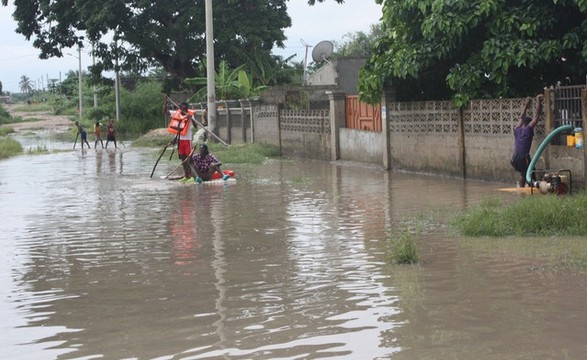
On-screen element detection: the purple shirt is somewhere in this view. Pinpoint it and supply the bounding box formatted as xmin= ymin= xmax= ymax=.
xmin=513 ymin=125 xmax=534 ymax=156
xmin=192 ymin=153 xmax=218 ymax=173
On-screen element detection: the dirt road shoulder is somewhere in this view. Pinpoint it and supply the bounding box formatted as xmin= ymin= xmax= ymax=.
xmin=2 ymin=103 xmax=73 ymax=133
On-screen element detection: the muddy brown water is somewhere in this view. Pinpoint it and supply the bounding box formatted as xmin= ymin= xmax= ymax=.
xmin=2 ymin=133 xmax=587 ymax=359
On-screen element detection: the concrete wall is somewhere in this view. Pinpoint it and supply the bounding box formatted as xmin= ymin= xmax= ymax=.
xmin=390 ymin=133 xmax=462 ymax=176
xmin=253 ymin=105 xmax=331 ymax=159
xmin=339 ymin=128 xmax=382 ymax=164
xmin=253 ymin=105 xmax=280 ymax=147
xmin=463 ymin=134 xmax=518 ymax=183
xmin=248 ymin=88 xmax=587 ymax=188
xmin=280 ymin=131 xmax=331 ymax=160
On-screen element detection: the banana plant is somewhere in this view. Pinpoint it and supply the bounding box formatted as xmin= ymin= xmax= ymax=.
xmin=184 ymin=60 xmax=244 ymax=102
xmin=237 ymin=71 xmax=268 ymax=99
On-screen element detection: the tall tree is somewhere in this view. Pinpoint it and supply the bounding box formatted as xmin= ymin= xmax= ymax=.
xmin=335 ymin=24 xmax=383 ymax=58
xmin=359 ymin=0 xmax=587 ymax=106
xmin=19 ymin=76 xmax=33 ymax=93
xmin=3 ymin=0 xmax=291 ymax=87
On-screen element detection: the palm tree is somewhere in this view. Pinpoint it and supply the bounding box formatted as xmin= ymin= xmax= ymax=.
xmin=19 ymin=76 xmax=34 ymax=93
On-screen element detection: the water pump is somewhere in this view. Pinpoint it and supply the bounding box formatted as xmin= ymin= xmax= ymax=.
xmin=533 ymin=171 xmax=570 ymax=195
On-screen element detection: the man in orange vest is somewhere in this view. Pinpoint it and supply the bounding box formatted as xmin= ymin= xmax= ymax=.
xmin=168 ymin=102 xmax=198 ymax=178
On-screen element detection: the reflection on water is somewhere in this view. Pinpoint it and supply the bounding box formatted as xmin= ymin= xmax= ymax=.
xmin=1 ymin=144 xmax=586 ymax=359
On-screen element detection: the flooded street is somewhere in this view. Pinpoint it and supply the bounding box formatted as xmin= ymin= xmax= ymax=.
xmin=2 ymin=134 xmax=587 ymax=359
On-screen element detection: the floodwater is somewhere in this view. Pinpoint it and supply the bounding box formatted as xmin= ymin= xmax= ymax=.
xmin=2 ymin=134 xmax=587 ymax=359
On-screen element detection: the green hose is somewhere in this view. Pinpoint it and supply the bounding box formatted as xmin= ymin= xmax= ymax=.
xmin=525 ymin=124 xmax=574 ymax=185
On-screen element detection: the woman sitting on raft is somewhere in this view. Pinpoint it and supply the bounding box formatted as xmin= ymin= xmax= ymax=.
xmin=191 ymin=144 xmax=230 ymax=183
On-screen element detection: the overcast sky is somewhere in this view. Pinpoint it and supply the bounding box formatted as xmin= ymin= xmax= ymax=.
xmin=0 ymin=1 xmax=381 ymax=93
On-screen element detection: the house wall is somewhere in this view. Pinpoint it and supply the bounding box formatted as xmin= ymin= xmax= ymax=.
xmin=306 ymin=58 xmax=367 ymax=95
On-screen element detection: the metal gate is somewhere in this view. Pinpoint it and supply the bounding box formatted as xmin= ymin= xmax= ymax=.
xmin=345 ymin=95 xmax=381 ymax=132
xmin=553 ymin=85 xmax=584 ymax=145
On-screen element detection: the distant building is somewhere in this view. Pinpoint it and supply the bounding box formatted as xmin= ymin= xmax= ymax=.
xmin=0 ymin=96 xmax=13 ymax=104
xmin=305 ymin=57 xmax=367 ymax=95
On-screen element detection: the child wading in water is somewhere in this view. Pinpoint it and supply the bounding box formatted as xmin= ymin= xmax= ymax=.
xmin=94 ymin=121 xmax=104 ymax=149
xmin=74 ymin=121 xmax=91 ymax=149
xmin=105 ymin=120 xmax=117 ymax=149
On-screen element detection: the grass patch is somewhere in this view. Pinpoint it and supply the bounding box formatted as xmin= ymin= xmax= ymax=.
xmin=0 ymin=115 xmax=26 ymax=125
xmin=133 ymin=128 xmax=280 ymax=165
xmin=290 ymin=175 xmax=309 ymax=185
xmin=27 ymin=145 xmax=49 ymax=155
xmin=0 ymin=104 xmax=24 ymax=125
xmin=450 ymin=192 xmax=587 ymax=273
xmin=0 ymin=105 xmax=11 ymax=123
xmin=131 ymin=131 xmax=173 ymax=147
xmin=0 ymin=127 xmax=15 ymax=136
xmin=209 ymin=143 xmax=280 ymax=164
xmin=386 ymin=231 xmax=420 ymax=265
xmin=13 ymin=103 xmax=54 ymax=112
xmin=452 ymin=193 xmax=587 ymax=237
xmin=0 ymin=138 xmax=23 ymax=159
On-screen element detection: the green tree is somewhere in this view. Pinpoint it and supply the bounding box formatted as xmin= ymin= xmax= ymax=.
xmin=359 ymin=0 xmax=587 ymax=106
xmin=19 ymin=76 xmax=33 ymax=93
xmin=335 ymin=24 xmax=383 ymax=58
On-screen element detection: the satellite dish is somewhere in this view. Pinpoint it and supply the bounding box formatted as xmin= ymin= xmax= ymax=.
xmin=311 ymin=40 xmax=333 ymax=62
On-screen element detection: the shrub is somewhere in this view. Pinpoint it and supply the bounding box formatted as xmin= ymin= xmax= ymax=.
xmin=0 ymin=138 xmax=23 ymax=159
xmin=0 ymin=127 xmax=15 ymax=136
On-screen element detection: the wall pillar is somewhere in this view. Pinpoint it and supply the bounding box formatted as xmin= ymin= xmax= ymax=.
xmin=381 ymin=89 xmax=395 ymax=170
xmin=457 ymin=107 xmax=466 ymax=178
xmin=326 ymin=91 xmax=346 ymax=161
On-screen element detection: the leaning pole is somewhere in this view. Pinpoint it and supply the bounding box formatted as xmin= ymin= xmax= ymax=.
xmin=205 ymin=0 xmax=217 ymax=137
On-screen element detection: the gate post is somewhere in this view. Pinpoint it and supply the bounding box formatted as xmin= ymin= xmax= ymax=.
xmin=326 ymin=91 xmax=346 ymax=161
xmin=582 ymin=88 xmax=587 ymax=188
xmin=543 ymin=88 xmax=555 ymax=169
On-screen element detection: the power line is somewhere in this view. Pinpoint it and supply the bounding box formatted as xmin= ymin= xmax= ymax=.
xmin=0 ymin=54 xmax=39 ymax=62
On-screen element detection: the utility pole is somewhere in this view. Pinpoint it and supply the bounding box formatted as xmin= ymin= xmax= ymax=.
xmin=205 ymin=0 xmax=217 ymax=136
xmin=114 ymin=38 xmax=120 ymax=122
xmin=301 ymin=39 xmax=312 ymax=85
xmin=92 ymin=43 xmax=97 ymax=108
xmin=78 ymin=45 xmax=83 ymax=122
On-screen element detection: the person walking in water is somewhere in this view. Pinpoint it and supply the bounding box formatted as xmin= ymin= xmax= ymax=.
xmin=74 ymin=121 xmax=91 ymax=149
xmin=105 ymin=119 xmax=117 ymax=149
xmin=94 ymin=121 xmax=104 ymax=149
xmin=511 ymin=94 xmax=543 ymax=187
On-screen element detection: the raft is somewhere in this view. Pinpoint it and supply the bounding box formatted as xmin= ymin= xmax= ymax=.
xmin=167 ymin=170 xmax=235 ymax=184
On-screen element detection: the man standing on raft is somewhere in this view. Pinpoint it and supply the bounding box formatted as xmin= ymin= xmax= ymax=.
xmin=168 ymin=102 xmax=198 ymax=178
xmin=511 ymin=94 xmax=543 ymax=187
